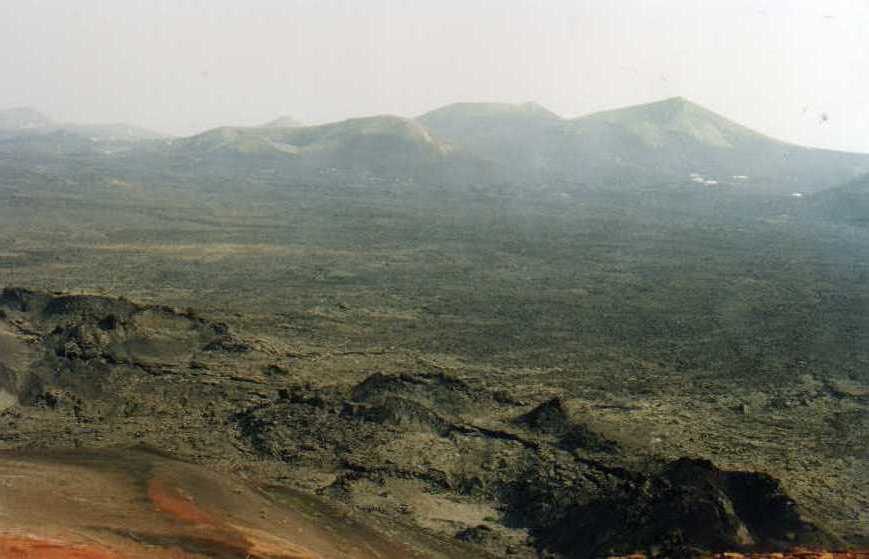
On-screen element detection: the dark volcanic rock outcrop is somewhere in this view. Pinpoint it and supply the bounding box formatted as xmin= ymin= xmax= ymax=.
xmin=513 ymin=456 xmax=835 ymax=558
xmin=516 ymin=397 xmax=619 ymax=453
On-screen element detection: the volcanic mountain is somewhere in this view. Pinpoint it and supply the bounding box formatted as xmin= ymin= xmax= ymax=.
xmin=3 ymin=99 xmax=868 ymax=193
xmin=420 ymin=97 xmax=869 ymax=192
xmin=152 ymin=114 xmax=488 ymax=184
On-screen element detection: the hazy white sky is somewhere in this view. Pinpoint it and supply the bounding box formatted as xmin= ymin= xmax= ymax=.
xmin=2 ymin=0 xmax=867 ymax=151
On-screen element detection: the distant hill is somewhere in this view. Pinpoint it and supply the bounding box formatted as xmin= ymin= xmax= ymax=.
xmin=0 ymin=107 xmax=166 ymax=152
xmin=173 ymin=115 xmax=445 ymax=159
xmin=62 ymin=122 xmax=166 ymax=142
xmin=421 ymin=97 xmax=869 ymax=193
xmin=809 ymin=173 xmax=869 ymax=225
xmin=560 ymin=97 xmax=869 ymax=192
xmin=152 ymin=115 xmax=489 ymax=184
xmin=419 ymin=102 xmax=562 ymax=179
xmin=258 ymin=115 xmax=304 ymax=128
xmin=3 ymin=100 xmax=868 ymax=192
xmin=0 ymin=107 xmax=55 ymax=130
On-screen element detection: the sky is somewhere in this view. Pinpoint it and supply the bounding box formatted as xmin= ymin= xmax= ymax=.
xmin=1 ymin=0 xmax=867 ymax=152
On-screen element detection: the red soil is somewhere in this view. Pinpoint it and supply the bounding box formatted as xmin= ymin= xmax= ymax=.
xmin=0 ymin=536 xmax=126 ymax=559
xmin=0 ymin=451 xmax=442 ymax=558
xmin=147 ymin=479 xmax=217 ymax=527
xmin=147 ymin=477 xmax=315 ymax=559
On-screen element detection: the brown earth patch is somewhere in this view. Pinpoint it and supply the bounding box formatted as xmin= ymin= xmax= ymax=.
xmin=0 ymin=535 xmax=126 ymax=559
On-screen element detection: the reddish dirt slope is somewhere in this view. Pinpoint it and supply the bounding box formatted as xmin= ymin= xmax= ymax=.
xmin=0 ymin=449 xmax=460 ymax=559
xmin=0 ymin=536 xmax=125 ymax=559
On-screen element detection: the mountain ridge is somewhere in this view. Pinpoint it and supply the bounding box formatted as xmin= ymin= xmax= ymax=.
xmin=4 ymin=99 xmax=869 ymax=193
xmin=570 ymin=96 xmax=772 ymax=148
xmin=416 ymin=97 xmax=869 ymax=191
xmin=0 ymin=106 xmax=167 ymax=141
xmin=0 ymin=106 xmax=56 ymax=130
